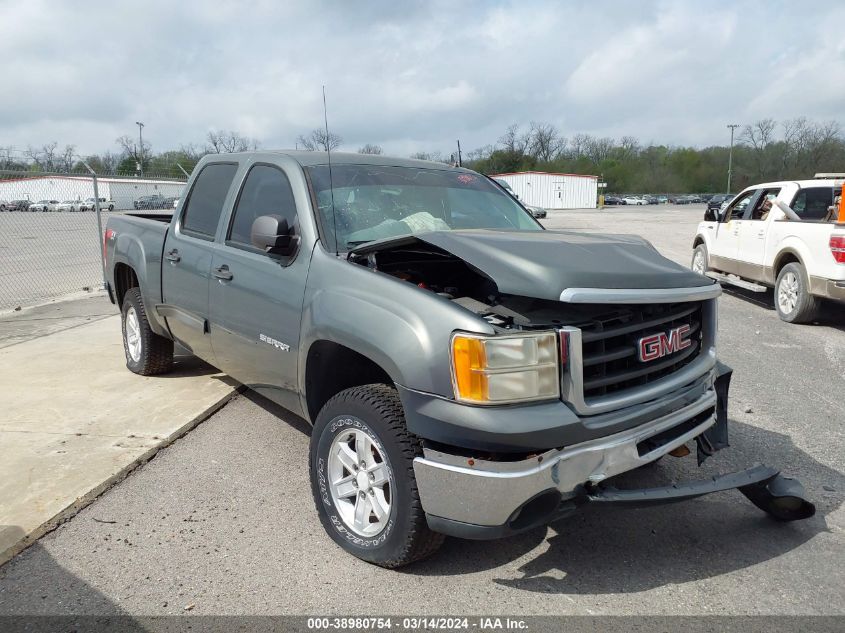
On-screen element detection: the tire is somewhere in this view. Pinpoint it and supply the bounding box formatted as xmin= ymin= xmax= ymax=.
xmin=108 ymin=204 xmax=114 ymax=211
xmin=309 ymin=384 xmax=444 ymax=568
xmin=691 ymin=243 xmax=709 ymax=275
xmin=775 ymin=263 xmax=819 ymax=324
xmin=120 ymin=288 xmax=174 ymax=375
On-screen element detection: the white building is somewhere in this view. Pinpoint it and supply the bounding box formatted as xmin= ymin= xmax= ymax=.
xmin=492 ymin=171 xmax=598 ymax=209
xmin=0 ymin=175 xmax=185 ymax=210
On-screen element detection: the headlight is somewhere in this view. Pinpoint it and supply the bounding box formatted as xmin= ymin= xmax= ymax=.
xmin=451 ymin=332 xmax=560 ymax=404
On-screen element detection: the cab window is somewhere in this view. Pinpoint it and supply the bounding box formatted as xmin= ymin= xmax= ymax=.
xmin=791 ymin=187 xmax=834 ymax=222
xmin=180 ymin=163 xmax=238 ymax=238
xmin=723 ymin=191 xmax=755 ymax=221
xmin=227 ymin=165 xmax=298 ymax=250
xmin=746 ymin=188 xmax=782 ymax=221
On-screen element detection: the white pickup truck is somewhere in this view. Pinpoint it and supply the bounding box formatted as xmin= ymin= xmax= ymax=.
xmin=691 ymin=176 xmax=845 ymax=323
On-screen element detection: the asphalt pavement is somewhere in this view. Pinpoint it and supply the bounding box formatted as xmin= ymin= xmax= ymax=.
xmin=0 ymin=205 xmax=842 ymax=616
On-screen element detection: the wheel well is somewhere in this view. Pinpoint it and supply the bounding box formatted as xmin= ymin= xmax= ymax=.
xmin=305 ymin=341 xmax=393 ymax=422
xmin=774 ymin=251 xmax=801 ymax=278
xmin=113 ymin=263 xmax=139 ymax=306
xmin=693 ymin=236 xmax=704 ymax=249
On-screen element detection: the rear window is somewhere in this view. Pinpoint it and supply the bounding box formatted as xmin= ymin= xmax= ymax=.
xmin=180 ymin=163 xmax=238 ymax=238
xmin=791 ymin=187 xmax=834 ymax=222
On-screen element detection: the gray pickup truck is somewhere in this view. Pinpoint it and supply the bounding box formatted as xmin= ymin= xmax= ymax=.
xmin=104 ymin=151 xmax=814 ymax=568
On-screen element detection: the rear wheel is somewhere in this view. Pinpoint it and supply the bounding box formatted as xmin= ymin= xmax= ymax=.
xmin=309 ymin=384 xmax=444 ymax=568
xmin=775 ymin=263 xmax=819 ymax=324
xmin=121 ymin=288 xmax=173 ymax=375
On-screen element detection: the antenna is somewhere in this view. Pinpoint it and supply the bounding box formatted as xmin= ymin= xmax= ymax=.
xmin=322 ymin=85 xmax=339 ymax=255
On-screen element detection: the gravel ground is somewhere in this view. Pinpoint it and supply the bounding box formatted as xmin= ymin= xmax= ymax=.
xmin=1 ymin=205 xmax=842 ymax=616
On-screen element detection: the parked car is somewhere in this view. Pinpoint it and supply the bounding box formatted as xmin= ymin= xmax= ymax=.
xmin=603 ymin=195 xmax=623 ymax=205
xmin=492 ymin=178 xmax=519 ymax=200
xmin=669 ymin=195 xmax=689 ymax=205
xmin=525 ymin=204 xmax=547 ymax=219
xmin=692 ymin=176 xmax=845 ymax=323
xmin=134 ymin=194 xmax=168 ymax=210
xmin=642 ymin=195 xmax=659 ymax=204
xmin=104 ymin=151 xmax=813 ymax=568
xmin=162 ymin=196 xmax=180 ymax=209
xmin=687 ymin=195 xmax=703 ymax=204
xmin=84 ymin=197 xmax=116 ymax=211
xmin=2 ymin=200 xmax=31 ymax=212
xmin=28 ymin=200 xmax=59 ymax=212
xmin=623 ymin=196 xmax=646 ymax=206
xmin=55 ymin=200 xmax=82 ymax=212
xmin=657 ymin=195 xmax=669 ymax=204
xmin=706 ymin=194 xmax=733 ymax=214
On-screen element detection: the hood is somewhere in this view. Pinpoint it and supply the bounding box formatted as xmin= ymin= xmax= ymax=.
xmin=351 ymin=229 xmax=714 ymax=302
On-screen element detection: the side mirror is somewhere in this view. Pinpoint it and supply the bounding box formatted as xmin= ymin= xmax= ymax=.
xmin=703 ymin=208 xmax=718 ymax=222
xmin=251 ymin=215 xmax=298 ymax=257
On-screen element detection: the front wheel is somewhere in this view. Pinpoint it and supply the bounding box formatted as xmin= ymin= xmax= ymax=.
xmin=309 ymin=384 xmax=444 ymax=568
xmin=775 ymin=263 xmax=819 ymax=324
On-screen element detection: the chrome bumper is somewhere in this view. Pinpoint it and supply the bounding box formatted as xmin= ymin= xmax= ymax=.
xmin=414 ymin=386 xmax=717 ymax=528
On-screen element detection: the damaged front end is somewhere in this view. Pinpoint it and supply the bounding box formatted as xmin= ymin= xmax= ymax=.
xmin=350 ymin=231 xmax=816 ymax=537
xmin=416 ymin=365 xmax=815 ymax=540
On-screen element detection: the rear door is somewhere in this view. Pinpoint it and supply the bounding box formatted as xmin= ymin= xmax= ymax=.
xmin=709 ymin=189 xmax=758 ymax=271
xmin=207 ymin=162 xmax=308 ymax=412
xmin=160 ymin=162 xmax=239 ymax=362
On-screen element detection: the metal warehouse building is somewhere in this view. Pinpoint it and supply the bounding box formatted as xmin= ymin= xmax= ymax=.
xmin=492 ymin=171 xmax=598 ymax=209
xmin=0 ymin=175 xmax=185 ymax=210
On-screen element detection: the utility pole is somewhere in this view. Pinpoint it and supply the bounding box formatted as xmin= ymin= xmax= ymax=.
xmin=726 ymin=123 xmax=740 ymax=194
xmin=135 ymin=121 xmax=145 ymax=177
xmin=456 ymin=140 xmax=462 ymax=167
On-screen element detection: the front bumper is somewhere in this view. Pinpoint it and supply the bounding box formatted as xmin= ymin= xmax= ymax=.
xmin=414 ymin=367 xmax=814 ymax=538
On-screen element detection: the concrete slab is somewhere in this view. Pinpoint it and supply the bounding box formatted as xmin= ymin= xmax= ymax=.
xmin=0 ymin=314 xmax=238 ymax=565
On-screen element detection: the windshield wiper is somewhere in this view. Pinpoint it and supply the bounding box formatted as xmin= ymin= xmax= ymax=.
xmin=346 ymin=240 xmax=374 ymax=248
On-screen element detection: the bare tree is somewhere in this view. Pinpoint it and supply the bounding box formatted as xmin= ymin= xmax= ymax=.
xmin=25 ymin=142 xmax=61 ymax=171
xmin=568 ymin=133 xmax=592 ymax=159
xmin=584 ymin=136 xmax=615 ymax=164
xmin=617 ymin=135 xmax=641 ymax=160
xmin=206 ymin=130 xmax=260 ymax=154
xmin=409 ymin=150 xmax=447 ymax=163
xmin=58 ymin=144 xmax=76 ymax=172
xmin=115 ymin=134 xmax=151 ymax=167
xmin=527 ymin=122 xmax=566 ymax=161
xmin=358 ymin=143 xmax=383 ymax=155
xmin=179 ymin=143 xmax=205 ymax=162
xmin=498 ymin=124 xmax=531 ymax=156
xmin=465 ymin=145 xmax=493 ymax=162
xmin=297 ymin=129 xmax=342 ymax=152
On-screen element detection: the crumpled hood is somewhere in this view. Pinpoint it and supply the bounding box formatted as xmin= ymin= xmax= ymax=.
xmin=352 ymin=229 xmax=714 ymax=301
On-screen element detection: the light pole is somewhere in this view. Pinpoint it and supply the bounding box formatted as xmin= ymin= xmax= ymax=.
xmin=135 ymin=121 xmax=145 ymax=177
xmin=726 ymin=123 xmax=740 ymax=194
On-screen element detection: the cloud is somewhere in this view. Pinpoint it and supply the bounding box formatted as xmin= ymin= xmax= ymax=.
xmin=1 ymin=0 xmax=843 ymax=157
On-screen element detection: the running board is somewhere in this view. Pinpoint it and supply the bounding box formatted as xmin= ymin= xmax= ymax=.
xmin=706 ymin=272 xmax=767 ymax=292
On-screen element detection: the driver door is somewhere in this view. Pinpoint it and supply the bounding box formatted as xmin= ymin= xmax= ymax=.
xmin=709 ymin=189 xmax=759 ymax=273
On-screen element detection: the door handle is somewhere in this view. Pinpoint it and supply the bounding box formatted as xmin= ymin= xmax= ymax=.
xmin=213 ymin=265 xmax=233 ymax=281
xmin=757 ymin=231 xmax=764 ymax=237
xmin=165 ymin=249 xmax=180 ymax=263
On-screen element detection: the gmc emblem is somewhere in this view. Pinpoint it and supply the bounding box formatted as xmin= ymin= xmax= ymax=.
xmin=638 ymin=325 xmax=692 ymax=362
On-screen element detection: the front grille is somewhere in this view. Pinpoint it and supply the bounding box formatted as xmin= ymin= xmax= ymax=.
xmin=576 ymin=302 xmax=705 ymax=400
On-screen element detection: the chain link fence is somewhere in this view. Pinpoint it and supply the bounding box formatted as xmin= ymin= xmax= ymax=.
xmin=0 ymin=165 xmax=186 ymax=311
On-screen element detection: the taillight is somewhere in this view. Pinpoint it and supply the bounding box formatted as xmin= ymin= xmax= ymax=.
xmin=830 ymin=235 xmax=845 ymax=264
xmin=103 ymin=228 xmax=115 ymax=262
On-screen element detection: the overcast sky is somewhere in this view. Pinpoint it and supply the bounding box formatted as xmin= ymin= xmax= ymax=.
xmin=2 ymin=0 xmax=844 ymax=157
